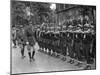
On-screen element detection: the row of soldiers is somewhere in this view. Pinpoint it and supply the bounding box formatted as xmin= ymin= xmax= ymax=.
xmin=36 ymin=29 xmax=96 ymax=67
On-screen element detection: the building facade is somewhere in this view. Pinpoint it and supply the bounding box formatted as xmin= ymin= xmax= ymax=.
xmin=56 ymin=4 xmax=96 ymax=27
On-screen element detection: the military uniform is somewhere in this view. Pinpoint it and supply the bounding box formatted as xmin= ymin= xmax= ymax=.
xmin=74 ymin=33 xmax=82 ymax=61
xmin=82 ymin=33 xmax=92 ymax=64
xmin=25 ymin=25 xmax=36 ymax=62
xmin=67 ymin=32 xmax=74 ymax=58
xmin=12 ymin=28 xmax=17 ymax=47
xmin=16 ymin=28 xmax=27 ymax=58
xmin=91 ymin=34 xmax=96 ymax=59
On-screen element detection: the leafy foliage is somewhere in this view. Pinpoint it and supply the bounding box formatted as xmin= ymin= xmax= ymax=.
xmin=11 ymin=1 xmax=52 ymax=27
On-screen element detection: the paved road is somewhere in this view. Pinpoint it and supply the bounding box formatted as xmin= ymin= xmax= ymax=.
xmin=11 ymin=43 xmax=90 ymax=74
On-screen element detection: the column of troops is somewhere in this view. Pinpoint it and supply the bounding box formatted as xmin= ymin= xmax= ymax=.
xmin=34 ymin=22 xmax=96 ymax=69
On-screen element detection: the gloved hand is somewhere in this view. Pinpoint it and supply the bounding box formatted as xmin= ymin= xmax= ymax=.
xmin=26 ymin=41 xmax=29 ymax=45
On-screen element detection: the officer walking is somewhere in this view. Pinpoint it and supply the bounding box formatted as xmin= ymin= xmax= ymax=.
xmin=25 ymin=24 xmax=36 ymax=62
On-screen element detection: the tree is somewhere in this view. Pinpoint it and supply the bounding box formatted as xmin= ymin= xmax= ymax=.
xmin=11 ymin=1 xmax=53 ymax=26
xmin=11 ymin=1 xmax=31 ymax=27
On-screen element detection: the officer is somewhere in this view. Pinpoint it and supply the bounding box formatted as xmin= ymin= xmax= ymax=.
xmin=25 ymin=24 xmax=36 ymax=62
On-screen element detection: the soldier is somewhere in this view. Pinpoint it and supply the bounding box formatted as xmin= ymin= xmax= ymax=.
xmin=49 ymin=32 xmax=56 ymax=55
xmin=12 ymin=27 xmax=17 ymax=48
xmin=73 ymin=19 xmax=78 ymax=26
xmin=82 ymin=33 xmax=92 ymax=64
xmin=74 ymin=33 xmax=83 ymax=67
xmin=39 ymin=31 xmax=44 ymax=52
xmin=91 ymin=34 xmax=96 ymax=61
xmin=16 ymin=26 xmax=26 ymax=59
xmin=67 ymin=32 xmax=75 ymax=64
xmin=59 ymin=31 xmax=67 ymax=61
xmin=25 ymin=24 xmax=36 ymax=62
xmin=75 ymin=33 xmax=82 ymax=60
xmin=47 ymin=32 xmax=55 ymax=55
xmin=21 ymin=27 xmax=27 ymax=59
xmin=53 ymin=32 xmax=60 ymax=57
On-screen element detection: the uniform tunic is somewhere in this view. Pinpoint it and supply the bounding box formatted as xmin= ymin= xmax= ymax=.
xmin=16 ymin=28 xmax=27 ymax=44
xmin=25 ymin=25 xmax=36 ymax=46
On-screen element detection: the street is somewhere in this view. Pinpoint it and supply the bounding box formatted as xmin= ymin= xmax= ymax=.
xmin=12 ymin=43 xmax=84 ymax=74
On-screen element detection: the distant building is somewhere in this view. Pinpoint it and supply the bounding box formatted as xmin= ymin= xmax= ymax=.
xmin=56 ymin=4 xmax=96 ymax=26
